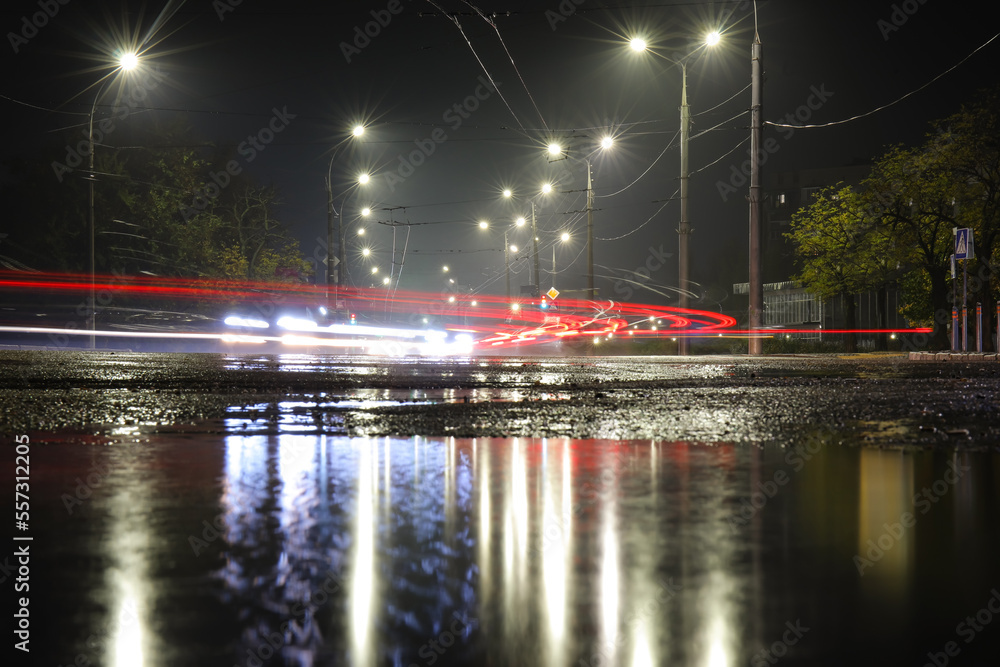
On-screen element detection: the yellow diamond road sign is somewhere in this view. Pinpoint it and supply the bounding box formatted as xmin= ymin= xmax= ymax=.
xmin=546 ymin=288 xmax=559 ymax=300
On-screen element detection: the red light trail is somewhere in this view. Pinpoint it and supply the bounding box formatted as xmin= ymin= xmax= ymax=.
xmin=0 ymin=271 xmax=932 ymax=352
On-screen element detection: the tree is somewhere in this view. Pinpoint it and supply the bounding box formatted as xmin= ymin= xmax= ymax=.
xmin=931 ymin=87 xmax=1000 ymax=350
xmin=3 ymin=122 xmax=311 ymax=286
xmin=787 ymin=185 xmax=882 ymax=352
xmin=863 ymin=144 xmax=972 ymax=350
xmin=217 ymin=185 xmax=311 ymax=282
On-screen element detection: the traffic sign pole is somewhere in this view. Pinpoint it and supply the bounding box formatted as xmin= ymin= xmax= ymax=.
xmin=963 ymin=259 xmax=968 ymax=352
xmin=951 ymin=253 xmax=957 ymax=351
xmin=952 ymin=307 xmax=959 ymax=351
xmin=976 ymin=302 xmax=983 ymax=352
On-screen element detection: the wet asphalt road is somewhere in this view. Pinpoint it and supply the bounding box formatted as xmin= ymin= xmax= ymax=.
xmin=3 ymin=351 xmax=1000 ymax=667
xmin=2 ymin=350 xmax=1000 ymax=447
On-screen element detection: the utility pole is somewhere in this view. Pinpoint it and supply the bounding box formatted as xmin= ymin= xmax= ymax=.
xmin=88 ymin=104 xmax=97 ymax=350
xmin=504 ymin=229 xmax=511 ymax=301
xmin=531 ymin=201 xmax=540 ymax=297
xmin=587 ymin=160 xmax=595 ymax=300
xmin=748 ymin=32 xmax=764 ymax=355
xmin=326 ymin=176 xmax=336 ymax=310
xmin=678 ymin=63 xmax=691 ymax=355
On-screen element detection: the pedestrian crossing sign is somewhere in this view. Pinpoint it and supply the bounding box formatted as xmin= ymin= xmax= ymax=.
xmin=955 ymin=228 xmax=974 ymax=260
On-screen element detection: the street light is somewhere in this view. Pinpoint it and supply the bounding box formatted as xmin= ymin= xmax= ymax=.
xmin=326 ymin=124 xmax=366 ymax=311
xmin=546 ymin=139 xmax=613 ymax=300
xmin=551 ymin=231 xmax=571 ymax=290
xmin=497 ymin=185 xmax=547 ymax=295
xmin=88 ymin=51 xmax=141 ymax=348
xmin=479 ymin=218 xmax=525 ymax=301
xmin=629 ymin=31 xmax=721 ymax=354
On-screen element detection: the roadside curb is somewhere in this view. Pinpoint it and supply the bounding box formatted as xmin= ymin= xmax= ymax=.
xmin=908 ymin=351 xmax=999 ymax=362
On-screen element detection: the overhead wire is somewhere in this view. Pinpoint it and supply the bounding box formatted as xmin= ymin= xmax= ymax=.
xmin=691 ymin=83 xmax=750 ymax=118
xmin=766 ymin=31 xmax=1000 ymax=130
xmin=421 ymin=0 xmax=528 ymax=135
xmin=595 ymin=129 xmax=680 ymax=199
xmin=459 ymin=0 xmax=549 ymax=132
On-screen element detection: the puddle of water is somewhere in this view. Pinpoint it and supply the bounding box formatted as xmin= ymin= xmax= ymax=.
xmin=11 ymin=435 xmax=1000 ymax=666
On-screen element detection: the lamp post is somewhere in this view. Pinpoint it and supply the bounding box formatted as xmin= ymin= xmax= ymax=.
xmin=479 ymin=218 xmax=524 ymax=301
xmin=501 ymin=185 xmax=554 ymax=296
xmin=326 ymin=124 xmax=365 ymax=313
xmin=630 ymin=32 xmax=720 ymax=355
xmin=546 ymin=141 xmax=611 ymax=301
xmin=87 ymin=52 xmax=140 ymax=349
xmin=551 ymin=231 xmax=571 ymax=290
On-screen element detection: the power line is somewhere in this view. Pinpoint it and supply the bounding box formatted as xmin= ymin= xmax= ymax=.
xmin=766 ymin=31 xmax=1000 ymax=130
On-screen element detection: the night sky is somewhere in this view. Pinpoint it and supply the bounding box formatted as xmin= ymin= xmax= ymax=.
xmin=3 ymin=0 xmax=998 ymax=306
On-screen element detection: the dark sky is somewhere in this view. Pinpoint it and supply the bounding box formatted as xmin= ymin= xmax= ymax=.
xmin=3 ymin=0 xmax=998 ymax=305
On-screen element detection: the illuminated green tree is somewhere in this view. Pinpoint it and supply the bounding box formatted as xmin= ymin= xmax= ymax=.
xmin=787 ymin=185 xmax=887 ymax=352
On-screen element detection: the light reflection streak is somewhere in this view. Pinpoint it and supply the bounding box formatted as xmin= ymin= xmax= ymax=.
xmin=600 ymin=449 xmax=620 ymax=665
xmin=477 ymin=439 xmax=492 ymax=611
xmin=206 ymin=435 xmax=964 ymax=666
xmin=631 ymin=618 xmax=654 ymax=667
xmin=351 ymin=440 xmax=376 ymax=666
xmin=111 ymin=587 xmax=143 ymax=667
xmin=542 ymin=440 xmax=569 ymax=666
xmin=858 ymin=449 xmax=914 ymax=588
xmin=103 ymin=452 xmax=149 ymax=667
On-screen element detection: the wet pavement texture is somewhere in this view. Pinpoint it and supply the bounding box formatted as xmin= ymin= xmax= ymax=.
xmin=3 ymin=350 xmax=1000 ymax=446
xmin=2 ymin=351 xmax=1000 ymax=666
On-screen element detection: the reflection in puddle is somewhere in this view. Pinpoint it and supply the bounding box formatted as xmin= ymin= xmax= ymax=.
xmin=36 ymin=434 xmax=999 ymax=667
xmin=211 ymin=438 xmax=752 ymax=665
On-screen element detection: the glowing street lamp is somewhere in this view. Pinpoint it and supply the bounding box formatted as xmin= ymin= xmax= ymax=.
xmin=629 ymin=30 xmax=721 ymax=353
xmin=502 ymin=183 xmax=555 ymax=297
xmin=546 ymin=139 xmax=613 ymax=300
xmin=87 ymin=50 xmax=142 ymax=347
xmin=326 ymin=125 xmax=367 ymax=308
xmin=119 ymin=51 xmax=139 ymax=71
xmin=551 ymin=231 xmax=571 ymax=289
